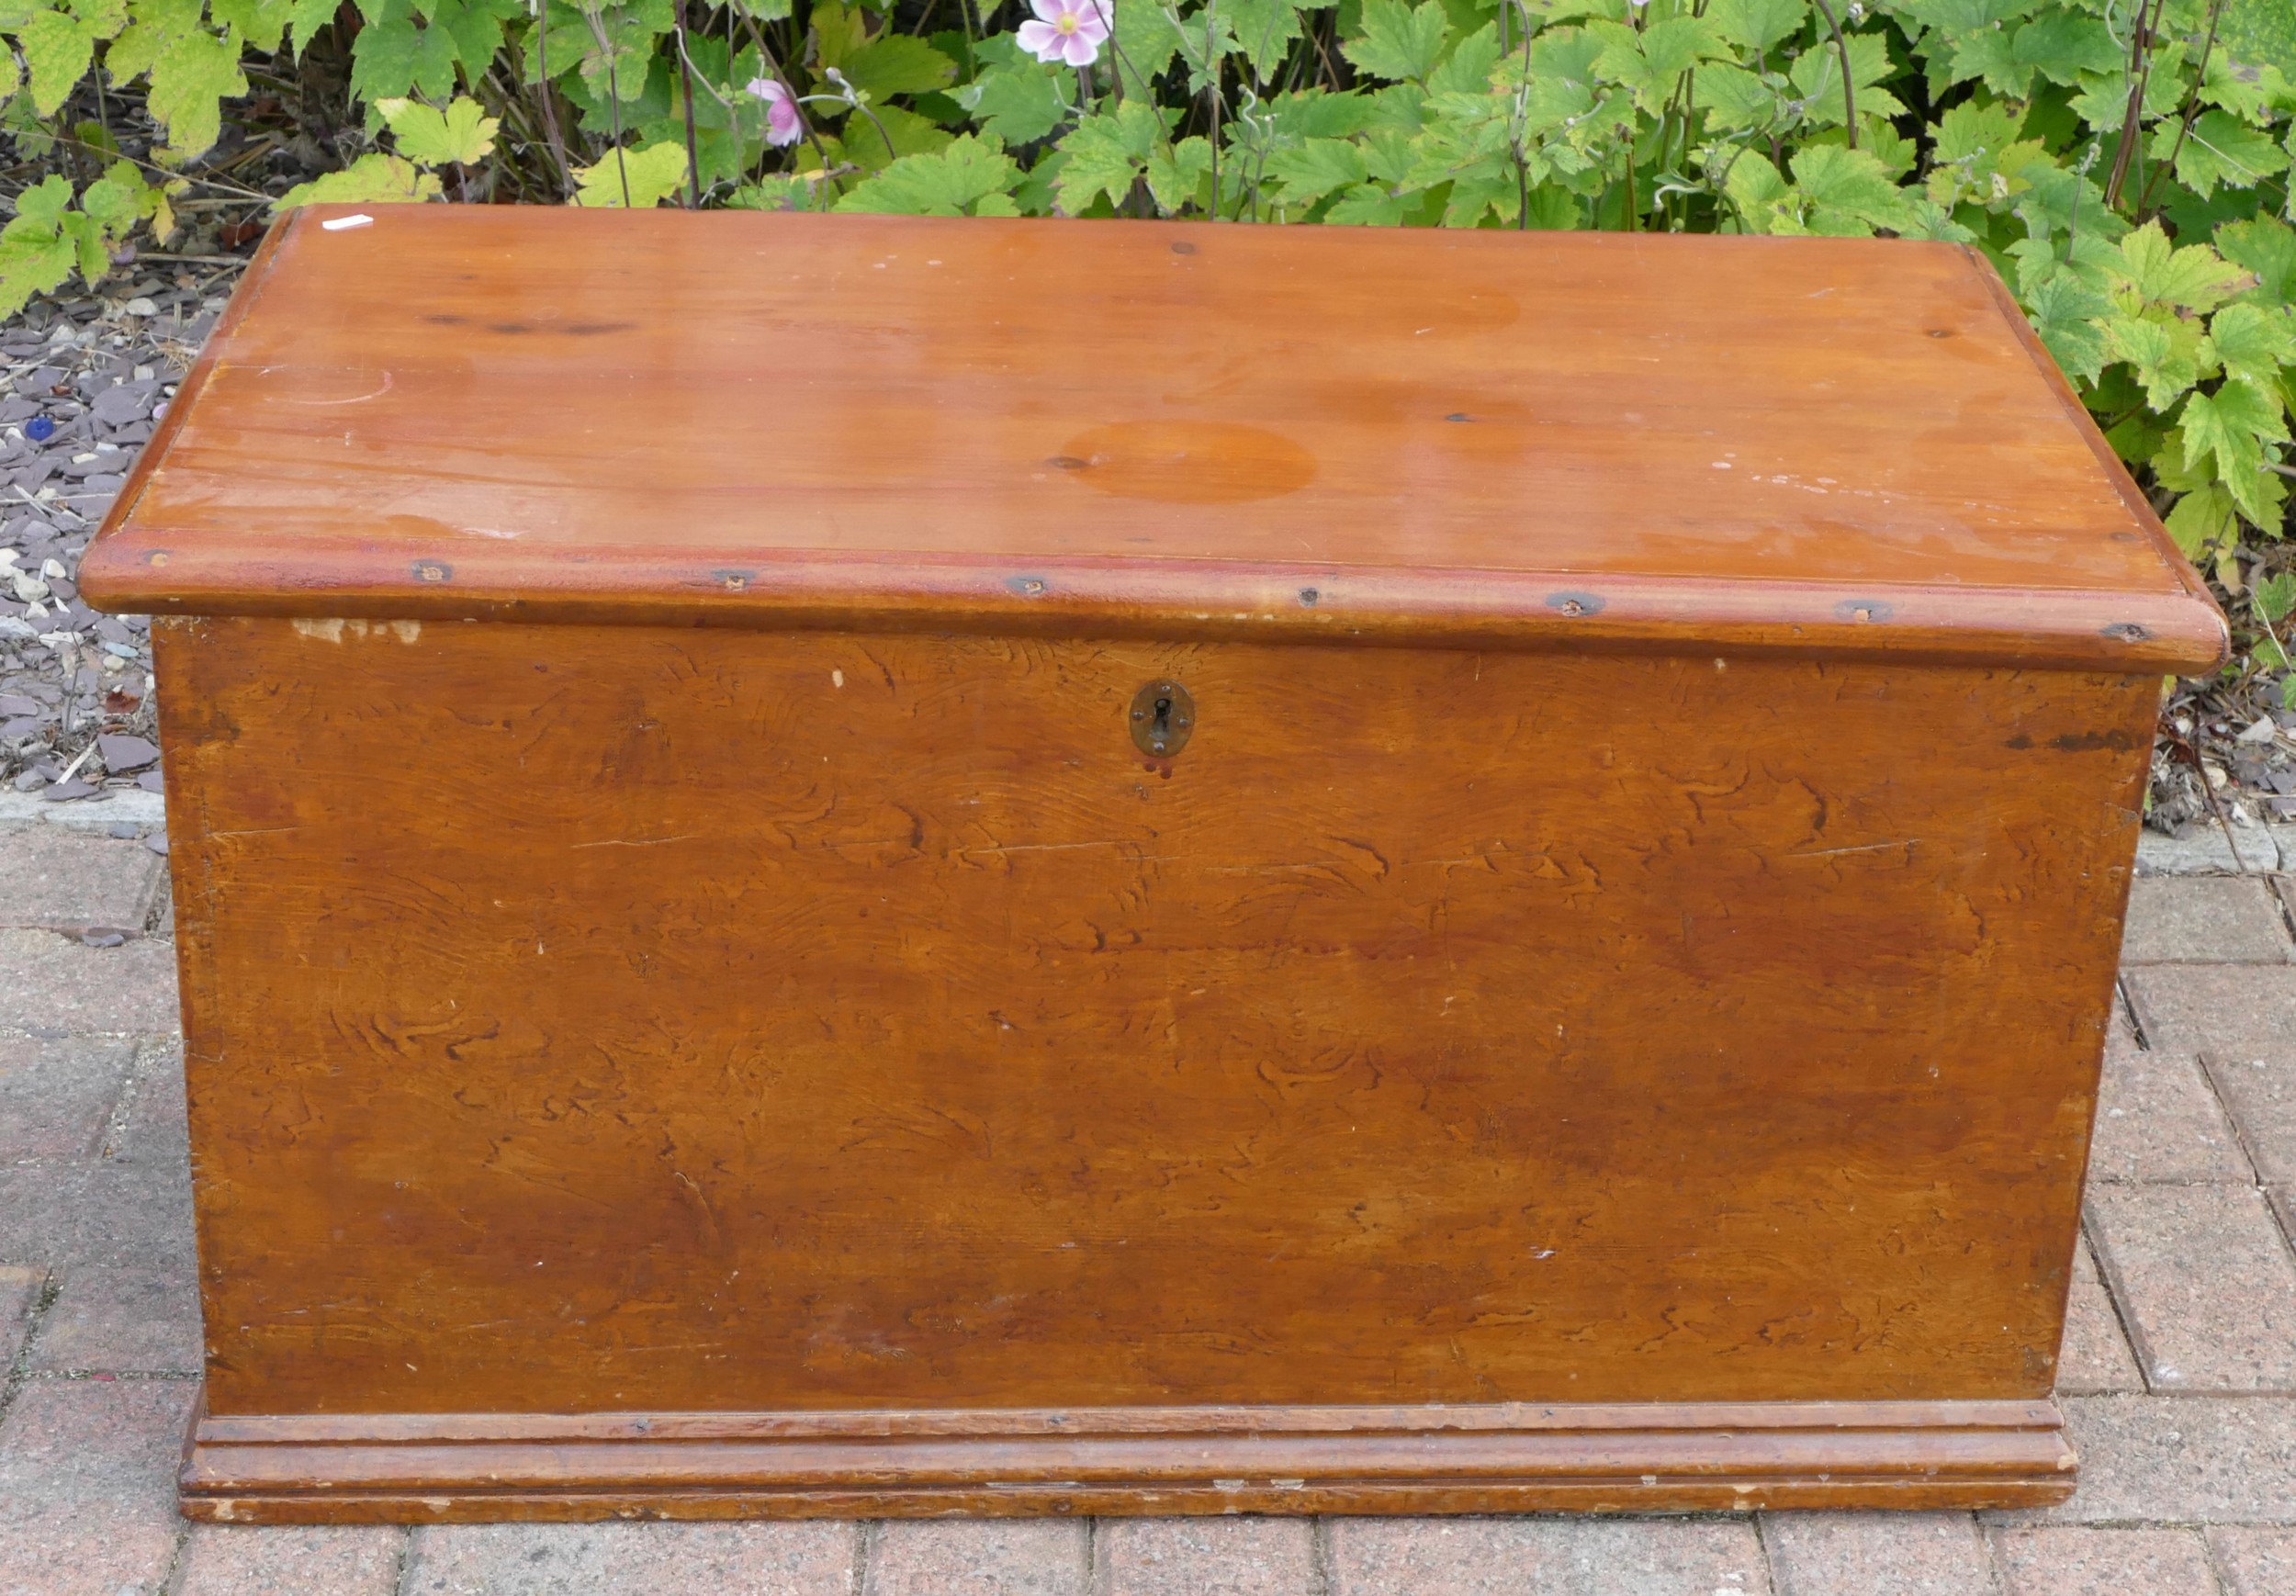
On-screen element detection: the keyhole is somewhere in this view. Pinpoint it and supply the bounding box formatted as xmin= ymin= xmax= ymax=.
xmin=1129 ymin=680 xmax=1195 ymax=759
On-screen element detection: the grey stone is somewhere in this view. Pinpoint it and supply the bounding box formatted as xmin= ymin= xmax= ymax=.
xmin=2134 ymin=824 xmax=2277 ymax=874
xmin=1327 ymin=1518 xmax=1772 ymax=1596
xmin=0 ymin=1379 xmax=197 ymax=1596
xmin=1761 ymin=1512 xmax=1995 ymax=1596
xmin=2209 ymin=1526 xmax=2296 ymax=1596
xmin=2090 ymin=1015 xmax=2250 ymax=1183
xmin=1990 ymin=1526 xmax=2217 ymax=1595
xmin=0 ymin=825 xmax=161 ymax=937
xmin=27 ymin=1264 xmax=202 ymax=1374
xmin=0 ymin=1264 xmax=43 ymax=1370
xmin=0 ymin=928 xmax=176 ymax=1037
xmin=2060 ymin=1233 xmax=2144 ymax=1397
xmin=867 ymin=1521 xmax=1087 ymax=1596
xmin=1988 ymin=1397 xmax=2296 ymax=1524
xmin=2122 ymin=875 xmax=2292 ymax=962
xmin=1098 ymin=1517 xmax=1314 ymax=1596
xmin=0 ymin=1158 xmax=197 ymax=1275
xmin=405 ymin=1521 xmax=855 ymax=1594
xmin=0 ymin=1038 xmax=133 ymax=1163
xmin=2088 ymin=1184 xmax=2296 ymax=1392
xmin=177 ymin=1524 xmax=409 ymax=1596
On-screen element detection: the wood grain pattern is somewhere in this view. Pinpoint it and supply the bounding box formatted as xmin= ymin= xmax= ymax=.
xmin=81 ymin=208 xmax=2224 ymax=673
xmin=150 ymin=614 xmax=2150 ymax=1513
xmin=180 ymin=1399 xmax=2075 ymax=1521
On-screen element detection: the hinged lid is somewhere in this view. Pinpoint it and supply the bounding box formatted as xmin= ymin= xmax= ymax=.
xmin=82 ymin=206 xmax=2225 ymax=671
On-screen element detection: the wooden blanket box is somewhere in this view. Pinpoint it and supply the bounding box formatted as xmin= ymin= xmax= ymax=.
xmin=81 ymin=207 xmax=2226 ymax=1522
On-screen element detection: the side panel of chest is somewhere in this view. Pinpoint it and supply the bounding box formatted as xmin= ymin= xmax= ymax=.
xmin=156 ymin=618 xmax=2145 ymax=1514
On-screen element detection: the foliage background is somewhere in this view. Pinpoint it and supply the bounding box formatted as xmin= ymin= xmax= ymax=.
xmin=1 ymin=0 xmax=2294 ymax=701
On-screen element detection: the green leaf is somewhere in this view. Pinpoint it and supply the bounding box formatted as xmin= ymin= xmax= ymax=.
xmin=1590 ymin=15 xmax=1726 ymax=109
xmin=6 ymin=174 xmax=74 ymax=234
xmin=1424 ymin=19 xmax=1499 ymax=96
xmin=1225 ymin=0 xmax=1307 ymax=82
xmin=144 ymin=19 xmax=248 ymax=159
xmin=2257 ymin=570 xmax=2296 ymax=624
xmin=2183 ymin=380 xmax=2292 ymax=523
xmin=209 ymin=0 xmax=296 ymax=51
xmin=2164 ymin=482 xmax=2241 ymax=559
xmin=1789 ymin=144 xmax=1912 ymax=235
xmin=838 ymin=32 xmax=958 ymax=99
xmin=2157 ymin=108 xmax=2290 ymax=198
xmin=2104 ymin=313 xmax=2202 ymax=410
xmin=285 ymin=0 xmax=335 ymax=52
xmin=2024 ymin=272 xmax=2111 ymax=383
xmin=2223 ymin=0 xmax=2296 ymax=79
xmin=954 ymin=60 xmax=1069 ymax=145
xmin=2115 ymin=220 xmax=2249 ymax=313
xmin=428 ymin=0 xmax=523 ymax=78
xmin=378 ymin=95 xmax=500 ymax=165
xmin=834 ymin=132 xmax=1022 ymax=214
xmin=1723 ymin=148 xmax=1796 ymax=232
xmin=1324 ymin=182 xmax=1410 ymax=224
xmin=1693 ymin=62 xmax=1777 ymax=132
xmin=274 ymin=152 xmax=445 ymax=208
xmin=571 ymin=140 xmax=691 ymax=207
xmin=1051 ymin=98 xmax=1163 ymax=214
xmin=1266 ymin=136 xmax=1369 ymax=207
xmin=2210 ymin=302 xmax=2296 ymax=391
xmin=1706 ymin=0 xmax=1806 ymax=54
xmin=840 ymin=102 xmax=953 ymax=171
xmin=20 ymin=10 xmax=95 ymax=117
xmin=0 ymin=227 xmax=76 ymax=319
xmin=1110 ymin=0 xmax=1182 ymax=96
xmin=1144 ymin=133 xmax=1210 ymax=212
xmin=1342 ymin=0 xmax=1449 ymax=84
xmin=2219 ymin=215 xmax=2296 ymax=305
xmin=2004 ymin=9 xmax=2120 ymax=88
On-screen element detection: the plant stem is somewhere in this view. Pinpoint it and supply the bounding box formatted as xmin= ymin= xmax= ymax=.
xmin=2138 ymin=0 xmax=2224 ymax=219
xmin=1808 ymin=0 xmax=1855 ymax=151
xmin=2104 ymin=0 xmax=2166 ymax=209
xmin=529 ymin=6 xmax=576 ymax=197
xmin=675 ymin=0 xmax=702 ymax=206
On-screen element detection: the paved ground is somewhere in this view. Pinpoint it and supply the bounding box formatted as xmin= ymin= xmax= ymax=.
xmin=3 ymin=814 xmax=2295 ymax=1596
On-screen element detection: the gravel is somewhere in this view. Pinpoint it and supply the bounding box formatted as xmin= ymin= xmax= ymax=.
xmin=0 ymin=267 xmax=238 ymax=807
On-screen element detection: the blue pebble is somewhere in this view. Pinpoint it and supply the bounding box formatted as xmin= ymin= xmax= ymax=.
xmin=24 ymin=416 xmax=53 ymax=443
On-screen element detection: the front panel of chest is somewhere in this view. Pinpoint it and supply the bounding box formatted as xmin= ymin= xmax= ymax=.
xmin=154 ymin=618 xmax=2148 ymax=1417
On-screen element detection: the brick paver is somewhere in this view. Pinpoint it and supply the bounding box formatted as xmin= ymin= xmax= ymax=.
xmin=2089 ymin=1016 xmax=2251 ymax=1182
xmin=1327 ymin=1517 xmax=1770 ymax=1595
xmin=1990 ymin=1525 xmax=2221 ymax=1594
xmin=0 ymin=927 xmax=176 ymax=1037
xmin=2060 ymin=1234 xmax=2144 ymax=1394
xmin=405 ymin=1522 xmax=856 ymax=1595
xmin=0 ymin=1378 xmax=197 ymax=1596
xmin=1761 ymin=1511 xmax=1996 ymax=1595
xmin=2088 ymin=1184 xmax=2296 ymax=1391
xmin=0 ymin=1038 xmax=134 ymax=1165
xmin=0 ymin=1264 xmax=40 ymax=1370
xmin=0 ymin=823 xmax=163 ymax=938
xmin=177 ymin=1524 xmax=408 ymax=1596
xmin=0 ymin=795 xmax=2294 ymax=1592
xmin=1097 ymin=1517 xmax=1314 ymax=1596
xmin=867 ymin=1520 xmax=1086 ymax=1595
xmin=2122 ymin=876 xmax=2294 ymax=963
xmin=2002 ymin=1396 xmax=2296 ymax=1523
xmin=27 ymin=1264 xmax=201 ymax=1373
xmin=2209 ymin=1526 xmax=2296 ymax=1596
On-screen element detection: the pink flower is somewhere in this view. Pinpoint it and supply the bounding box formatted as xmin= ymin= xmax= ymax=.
xmin=745 ymin=77 xmax=804 ymax=147
xmin=1016 ymin=0 xmax=1109 ymax=67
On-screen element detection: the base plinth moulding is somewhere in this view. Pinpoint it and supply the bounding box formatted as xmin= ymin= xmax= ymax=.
xmin=178 ymin=1397 xmax=2076 ymax=1523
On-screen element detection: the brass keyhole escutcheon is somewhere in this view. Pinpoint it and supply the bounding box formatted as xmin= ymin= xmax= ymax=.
xmin=1129 ymin=680 xmax=1195 ymax=759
